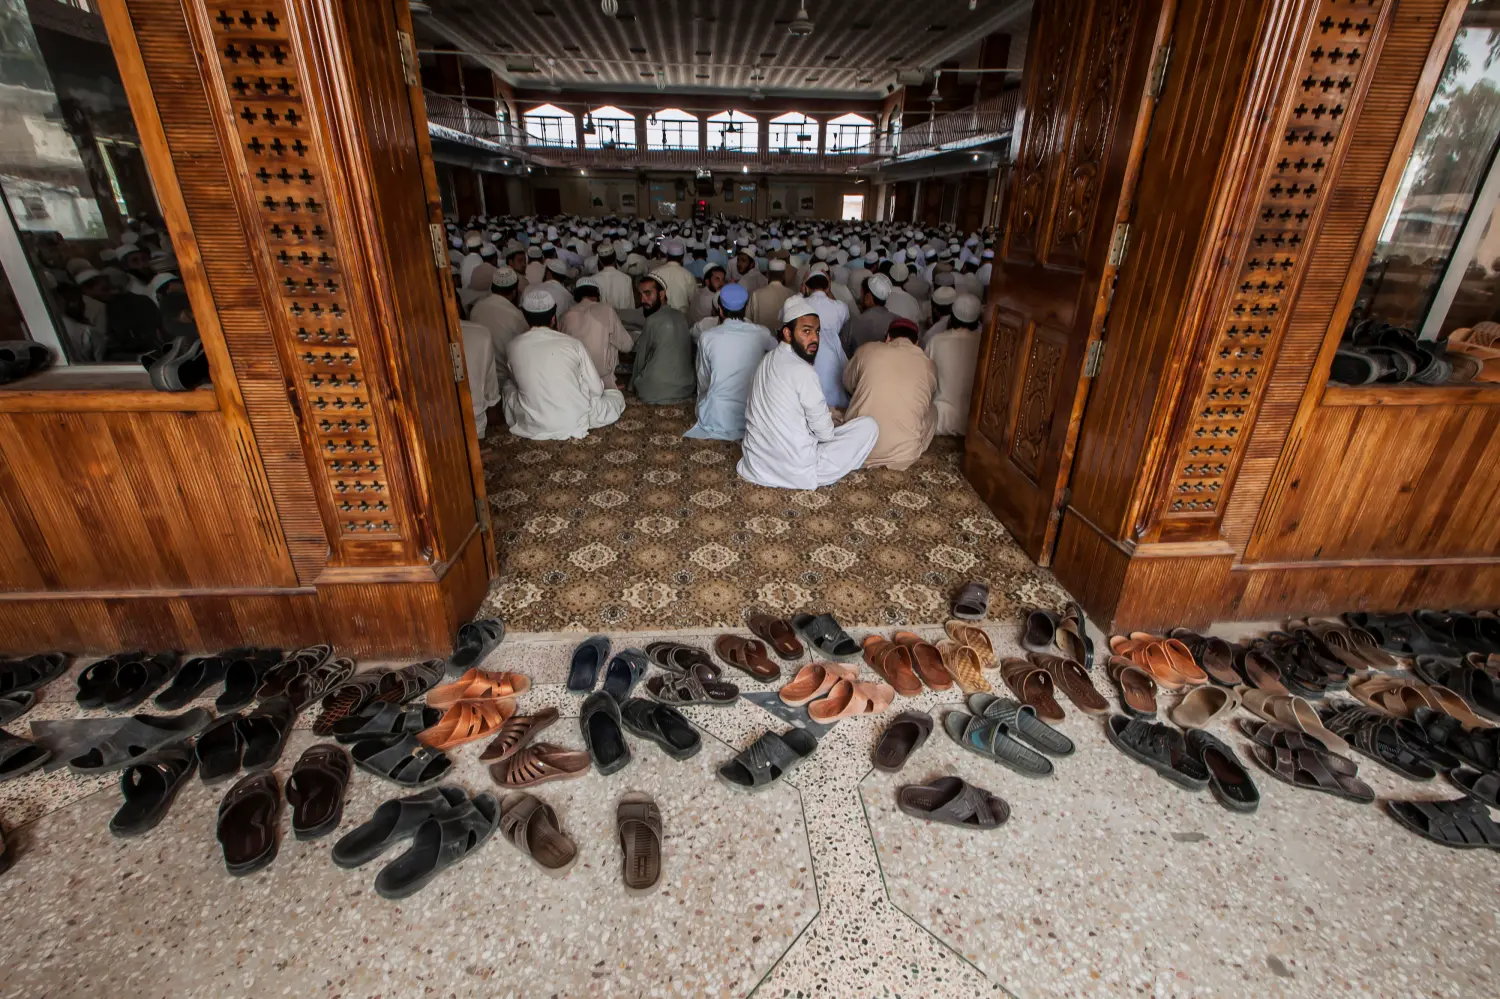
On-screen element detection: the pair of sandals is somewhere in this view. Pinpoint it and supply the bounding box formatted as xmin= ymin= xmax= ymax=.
xmin=76 ymin=652 xmax=181 ymax=712
xmin=213 ymin=744 xmax=352 ymax=874
xmin=1021 ymin=602 xmax=1094 ymax=668
xmin=141 ymin=335 xmax=209 ymax=392
xmin=862 ymin=633 xmax=953 ymax=696
xmin=1109 ymin=633 xmax=1209 ymax=691
xmin=999 ymin=652 xmax=1108 ymax=722
xmin=1350 ymin=674 xmax=1494 ymax=730
xmin=332 ymin=784 xmax=499 ymax=897
xmin=1240 ymin=718 xmax=1373 ymax=805
xmin=1109 ymin=716 xmax=1261 ymax=810
xmin=196 ymin=697 xmax=301 ymax=782
xmin=0 ymin=341 xmax=53 ymax=385
xmin=485 ymin=705 xmax=591 ymax=787
xmin=416 ymin=667 xmax=529 ymax=752
xmin=779 ymin=662 xmax=894 ymax=723
xmin=945 ymin=692 xmax=1074 ymax=778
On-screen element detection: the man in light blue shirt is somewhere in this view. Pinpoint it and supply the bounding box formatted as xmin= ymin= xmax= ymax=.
xmin=684 ymin=283 xmax=777 ymax=440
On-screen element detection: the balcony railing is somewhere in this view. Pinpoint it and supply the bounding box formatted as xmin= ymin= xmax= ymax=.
xmin=880 ymin=89 xmax=1020 ymax=163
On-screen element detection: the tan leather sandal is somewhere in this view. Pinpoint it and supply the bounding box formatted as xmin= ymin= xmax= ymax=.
xmin=1000 ymin=657 xmax=1064 ymax=722
xmin=862 ymin=636 xmax=922 ymax=696
xmin=418 ymin=697 xmax=517 ymax=751
xmin=937 ymin=640 xmax=990 ymax=694
xmin=427 ymin=668 xmax=530 ymax=710
xmin=944 ymin=620 xmax=994 ymax=668
xmin=779 ymin=662 xmax=856 ymax=706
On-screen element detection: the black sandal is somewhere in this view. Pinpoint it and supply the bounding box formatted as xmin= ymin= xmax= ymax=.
xmin=717 ymin=727 xmax=817 ymax=792
xmin=285 ymin=656 xmax=355 ymax=711
xmin=790 ymin=613 xmax=862 ymax=661
xmin=76 ymin=651 xmax=144 ymax=708
xmin=373 ymin=791 xmax=499 ymax=899
xmin=241 ymin=696 xmax=299 ymax=771
xmin=333 ymin=702 xmax=439 ymax=745
xmin=0 ymin=653 xmax=70 ymax=695
xmin=102 ymin=653 xmax=181 ymax=712
xmin=449 ymin=618 xmax=505 ymax=676
xmin=374 ymin=659 xmax=445 ymax=704
xmin=314 ymin=669 xmax=389 ymax=736
xmin=257 ymin=644 xmax=333 ymax=700
xmin=110 ymin=743 xmax=197 ymax=837
xmin=619 ymin=698 xmax=701 ymax=760
xmin=216 ymin=771 xmax=281 ymax=875
xmin=0 ymin=692 xmax=34 ymax=727
xmin=352 ymin=733 xmax=452 ymax=787
xmin=0 ymin=728 xmax=51 ymax=782
xmin=153 ymin=655 xmax=230 ymax=712
xmin=68 ymin=709 xmax=212 ymax=774
xmin=285 ymin=743 xmax=351 ymax=840
xmin=195 ymin=712 xmax=246 ymax=784
xmin=1387 ymin=796 xmax=1500 ymax=850
xmin=579 ymin=691 xmax=631 ymax=775
xmin=215 ymin=649 xmax=285 ymax=713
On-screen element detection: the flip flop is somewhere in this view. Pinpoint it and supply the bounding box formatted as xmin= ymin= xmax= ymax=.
xmin=873 ymin=710 xmax=933 ymax=772
xmin=898 ymin=776 xmax=1008 ymax=830
xmin=748 ymin=613 xmax=805 ymax=660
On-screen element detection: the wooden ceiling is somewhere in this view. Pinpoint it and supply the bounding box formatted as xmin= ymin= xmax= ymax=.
xmin=413 ymin=0 xmax=1029 ymax=98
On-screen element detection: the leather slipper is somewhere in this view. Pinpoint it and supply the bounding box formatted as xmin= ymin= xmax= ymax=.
xmin=893 ymin=632 xmax=952 ymax=690
xmin=1000 ymin=658 xmax=1064 ymax=722
xmin=873 ymin=710 xmax=933 ymax=771
xmin=748 ymin=614 xmax=804 ymax=660
xmin=216 ymin=770 xmax=281 ymax=876
xmin=898 ymin=775 xmax=1009 ymax=829
xmin=715 ymin=635 xmax=780 ymax=682
xmin=1107 ymin=656 xmax=1158 ymax=717
xmin=1170 ymin=684 xmax=1239 ymax=729
xmin=285 ymin=743 xmax=351 ymax=840
xmin=779 ymin=662 xmax=856 ymax=706
xmin=862 ymin=636 xmax=921 ymax=697
xmin=951 ymin=581 xmax=990 ymax=621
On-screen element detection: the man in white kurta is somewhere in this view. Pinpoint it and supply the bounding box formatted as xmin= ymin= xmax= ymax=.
xmin=503 ymin=289 xmax=625 ymax=440
xmin=650 ymin=240 xmax=697 ymax=313
xmin=884 ymin=263 xmax=925 ymax=326
xmin=561 ymin=277 xmax=634 ymax=389
xmin=591 ymin=247 xmax=636 ymax=312
xmin=733 ymin=250 xmax=767 ymax=295
xmin=469 ymin=266 xmax=528 ymax=389
xmin=749 ymin=259 xmax=793 ymax=331
xmin=927 ymin=293 xmax=983 ymax=435
xmin=684 ymin=283 xmax=777 ymax=441
xmin=737 ymin=295 xmax=878 ymax=490
xmin=460 ymin=319 xmax=500 ymax=438
xmin=802 ymin=273 xmax=850 ymax=409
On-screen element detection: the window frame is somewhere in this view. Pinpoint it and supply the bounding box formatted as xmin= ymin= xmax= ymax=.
xmin=583 ymin=105 xmax=637 ymax=150
xmin=825 ymin=112 xmax=875 ymax=155
xmin=645 ymin=108 xmax=699 ymax=151
xmin=523 ymin=103 xmax=578 ymax=148
xmin=706 ymin=109 xmax=758 ymax=153
xmin=768 ymin=112 xmax=820 ymax=155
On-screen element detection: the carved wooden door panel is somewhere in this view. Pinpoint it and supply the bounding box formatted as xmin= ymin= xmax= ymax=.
xmin=964 ymin=0 xmax=1172 ymax=563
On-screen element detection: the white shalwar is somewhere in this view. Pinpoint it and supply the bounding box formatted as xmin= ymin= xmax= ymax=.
xmin=460 ymin=320 xmax=501 ymax=438
xmin=738 ymin=343 xmax=878 ymax=490
xmin=502 ymin=327 xmax=626 ymax=440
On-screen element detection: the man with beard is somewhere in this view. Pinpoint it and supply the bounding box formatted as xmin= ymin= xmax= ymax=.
xmin=737 ymin=295 xmax=878 ymax=490
xmin=630 ymin=273 xmax=694 ymax=404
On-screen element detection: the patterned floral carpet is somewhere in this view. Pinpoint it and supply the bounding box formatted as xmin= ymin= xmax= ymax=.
xmin=478 ymin=400 xmax=1068 ymax=633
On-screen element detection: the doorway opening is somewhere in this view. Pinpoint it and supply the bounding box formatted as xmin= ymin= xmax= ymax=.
xmin=841 ymin=194 xmax=864 ymax=220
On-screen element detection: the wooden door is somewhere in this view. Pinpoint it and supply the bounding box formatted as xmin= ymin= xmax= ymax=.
xmin=964 ymin=0 xmax=1172 ymax=563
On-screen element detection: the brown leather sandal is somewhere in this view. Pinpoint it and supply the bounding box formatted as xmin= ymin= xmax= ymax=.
xmin=479 ymin=706 xmax=559 ymax=762
xmin=490 ymin=742 xmax=590 ymax=788
xmin=862 ymin=636 xmax=922 ymax=697
xmin=779 ymin=662 xmax=856 ymax=705
xmin=748 ymin=613 xmax=804 ymax=660
xmin=1107 ymin=655 xmax=1158 ymax=717
xmin=1030 ymin=652 xmax=1108 ymax=714
xmin=427 ymin=668 xmax=530 ymax=710
xmin=714 ymin=635 xmax=780 ymax=682
xmin=807 ymin=678 xmax=895 ymax=722
xmin=893 ymin=631 xmax=952 ymax=690
xmin=1000 ymin=657 xmax=1064 ymax=722
xmin=937 ymin=640 xmax=990 ymax=694
xmin=418 ymin=697 xmax=517 ymax=751
xmin=944 ymin=621 xmax=994 ymax=668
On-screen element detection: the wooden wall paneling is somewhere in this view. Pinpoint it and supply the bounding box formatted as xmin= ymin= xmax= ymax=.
xmin=1230 ymin=560 xmax=1500 ymax=619
xmin=1252 ymin=401 xmax=1500 ymax=561
xmin=105 ymin=0 xmax=328 ymax=585
xmin=1147 ymin=0 xmax=1394 ymax=544
xmin=1236 ymin=0 xmax=1467 ymax=559
xmin=0 ymin=412 xmax=292 ymax=591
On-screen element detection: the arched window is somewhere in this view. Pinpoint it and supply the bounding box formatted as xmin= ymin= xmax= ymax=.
xmin=707 ymin=110 xmax=758 ymax=153
xmin=769 ymin=111 xmax=819 ymax=155
xmin=583 ymin=105 xmax=636 ymax=150
xmin=645 ymin=108 xmax=699 ymax=151
xmin=523 ymin=103 xmax=576 ymax=148
xmin=826 ymin=112 xmax=875 ymax=154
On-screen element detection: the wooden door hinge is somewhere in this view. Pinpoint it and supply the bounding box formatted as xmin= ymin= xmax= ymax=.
xmin=1149 ymin=40 xmax=1173 ymax=99
xmin=475 ymin=497 xmax=491 ymax=532
xmin=429 ymin=223 xmax=448 ymax=271
xmin=1107 ymin=222 xmax=1131 ymax=268
xmin=1083 ymin=339 xmax=1106 ymax=378
xmin=397 ymin=30 xmax=419 ymax=87
xmin=450 ymin=342 xmax=465 ymax=383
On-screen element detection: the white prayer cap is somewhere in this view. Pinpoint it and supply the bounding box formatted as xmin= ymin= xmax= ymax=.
xmin=64 ymin=258 xmax=91 ymax=276
xmin=834 ymin=249 xmax=849 ymax=265
xmin=982 ymin=248 xmax=995 ymax=259
xmin=545 ymin=258 xmax=568 ymax=276
xmin=575 ymin=275 xmax=599 ymax=292
xmin=780 ymin=294 xmax=818 ymax=324
xmin=889 ymin=262 xmax=910 ymax=284
xmin=813 ymin=246 xmax=829 ymax=260
xmin=935 ymin=270 xmax=957 ymax=287
xmin=863 ymin=251 xmax=878 ymax=265
xmin=74 ymin=267 xmax=103 ymax=284
xmin=614 ymin=239 xmax=631 ymax=257
xmin=527 ymin=245 xmax=544 ymax=259
xmin=99 ymin=247 xmax=117 ymax=261
xmin=491 ymin=266 xmax=519 ymax=289
xmin=664 ymin=239 xmax=685 ymax=257
xmin=479 ymin=244 xmax=497 ymax=258
xmin=121 ymin=231 xmax=140 ymax=245
xmin=893 ymin=249 xmax=908 ymax=264
xmin=866 ymin=273 xmax=892 ymax=301
xmin=547 ymin=226 xmax=559 ymax=240
xmin=952 ymin=294 xmax=982 ymax=323
xmin=522 ymin=288 xmax=555 ymax=313
xmin=932 ymin=286 xmax=958 ymax=306
xmin=937 ymin=248 xmax=953 ymax=259
xmin=769 ymin=258 xmax=787 ymax=272
xmin=541 ymin=241 xmax=555 ymax=251
xmin=464 ymin=233 xmax=482 ymax=249
xmin=597 ymin=241 xmax=617 ymax=257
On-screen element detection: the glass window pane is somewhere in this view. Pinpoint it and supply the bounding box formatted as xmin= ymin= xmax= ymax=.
xmin=1349 ymin=2 xmax=1500 ymax=335
xmin=0 ymin=0 xmax=196 ymax=364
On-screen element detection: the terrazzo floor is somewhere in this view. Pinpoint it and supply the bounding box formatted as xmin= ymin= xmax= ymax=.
xmin=1 ymin=620 xmax=1497 ymax=998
